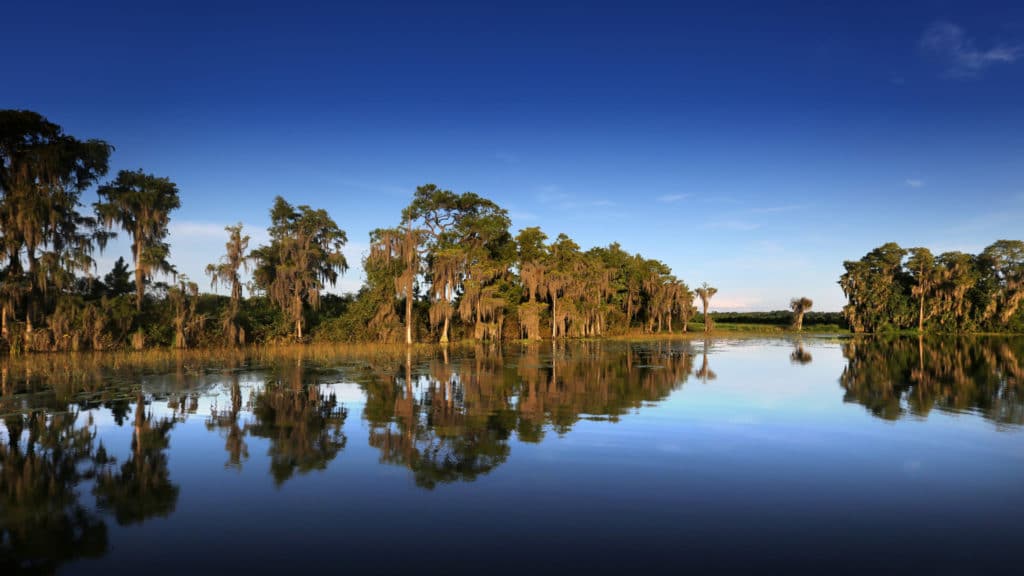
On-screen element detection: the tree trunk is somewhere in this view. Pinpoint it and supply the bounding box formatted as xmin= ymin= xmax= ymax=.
xmin=551 ymin=296 xmax=557 ymax=339
xmin=294 ymin=291 xmax=303 ymax=340
xmin=918 ymin=293 xmax=924 ymax=333
xmin=134 ymin=237 xmax=144 ymax=312
xmin=703 ymin=302 xmax=709 ymax=333
xmin=405 ymin=272 xmax=414 ymax=346
xmin=134 ymin=392 xmax=146 ymax=463
xmin=1 ymin=304 xmax=6 ymax=338
xmin=440 ymin=315 xmax=450 ymax=344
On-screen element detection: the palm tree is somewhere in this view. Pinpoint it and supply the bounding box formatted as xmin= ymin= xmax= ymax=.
xmin=790 ymin=341 xmax=813 ymax=364
xmin=695 ymin=340 xmax=717 ymax=382
xmin=95 ymin=169 xmax=181 ymax=311
xmin=790 ymin=296 xmax=813 ymax=331
xmin=695 ymin=283 xmax=718 ymax=334
xmin=206 ymin=224 xmax=250 ymax=345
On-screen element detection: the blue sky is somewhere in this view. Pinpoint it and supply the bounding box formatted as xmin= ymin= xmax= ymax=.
xmin=7 ymin=0 xmax=1024 ymax=311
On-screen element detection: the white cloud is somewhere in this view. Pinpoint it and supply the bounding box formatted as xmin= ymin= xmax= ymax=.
xmin=169 ymin=221 xmax=236 ymax=238
xmin=751 ymin=204 xmax=803 ymax=214
xmin=702 ymin=220 xmax=761 ymax=231
xmin=535 ymin=185 xmax=616 ymax=213
xmin=95 ymin=221 xmax=368 ymax=297
xmin=706 ymin=295 xmax=764 ymax=312
xmin=657 ymin=193 xmax=691 ymax=204
xmin=920 ymin=21 xmax=1021 ymax=77
xmin=168 ymin=220 xmax=271 ymax=250
xmin=536 ymin=184 xmax=568 ymax=204
xmin=905 ymin=178 xmax=925 ymax=188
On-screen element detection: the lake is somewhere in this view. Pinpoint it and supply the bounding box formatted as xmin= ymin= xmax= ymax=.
xmin=2 ymin=336 xmax=1022 ymax=575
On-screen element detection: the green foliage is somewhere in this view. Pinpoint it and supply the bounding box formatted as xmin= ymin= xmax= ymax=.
xmin=103 ymin=257 xmax=133 ymax=298
xmin=251 ymin=196 xmax=348 ymax=339
xmin=839 ymin=241 xmax=1024 ymax=333
xmin=95 ymin=169 xmax=181 ymax=311
xmin=0 ymin=110 xmax=113 ymax=336
xmin=710 ymin=310 xmax=847 ymax=328
xmin=6 ymin=108 xmax=1024 ymax=353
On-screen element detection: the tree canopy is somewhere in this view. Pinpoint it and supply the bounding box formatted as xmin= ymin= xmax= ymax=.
xmin=839 ymin=241 xmax=1024 ymax=333
xmin=251 ymin=196 xmax=348 ymax=340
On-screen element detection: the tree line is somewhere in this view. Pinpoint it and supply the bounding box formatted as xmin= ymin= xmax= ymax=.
xmin=18 ymin=109 xmax=1022 ymax=352
xmin=2 ymin=110 xmax=722 ymax=352
xmin=839 ymin=241 xmax=1024 ymax=333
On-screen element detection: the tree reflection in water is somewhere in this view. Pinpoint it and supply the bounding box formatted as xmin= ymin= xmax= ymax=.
xmin=695 ymin=340 xmax=716 ymax=382
xmin=0 ymin=411 xmax=107 ymax=572
xmin=245 ymin=361 xmax=348 ymax=486
xmin=3 ymin=337 xmax=1023 ymax=570
xmin=364 ymin=342 xmax=695 ymax=488
xmin=790 ymin=341 xmax=813 ymax=365
xmin=94 ymin=392 xmax=179 ymax=525
xmin=840 ymin=336 xmax=1024 ymax=425
xmin=207 ymin=375 xmax=249 ymax=470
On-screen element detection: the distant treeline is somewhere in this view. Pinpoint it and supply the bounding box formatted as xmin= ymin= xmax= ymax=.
xmin=839 ymin=242 xmax=1024 ymax=333
xmin=3 ymin=110 xmax=727 ymax=353
xmin=706 ymin=311 xmax=847 ymax=328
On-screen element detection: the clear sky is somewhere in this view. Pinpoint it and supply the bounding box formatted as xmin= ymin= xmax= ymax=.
xmin=7 ymin=0 xmax=1023 ymax=311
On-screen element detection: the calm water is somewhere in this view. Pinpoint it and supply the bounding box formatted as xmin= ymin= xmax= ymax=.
xmin=2 ymin=337 xmax=1022 ymax=575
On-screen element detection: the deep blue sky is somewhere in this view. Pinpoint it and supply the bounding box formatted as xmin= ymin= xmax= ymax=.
xmin=7 ymin=0 xmax=1024 ymax=310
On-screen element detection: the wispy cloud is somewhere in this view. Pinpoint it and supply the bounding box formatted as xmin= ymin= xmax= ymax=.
xmin=905 ymin=178 xmax=925 ymax=188
xmin=169 ymin=221 xmax=235 ymax=238
xmin=920 ymin=21 xmax=1021 ymax=77
xmin=707 ymin=295 xmax=764 ymax=312
xmin=536 ymin=185 xmax=615 ymax=211
xmin=751 ymin=204 xmax=803 ymax=214
xmin=536 ymin=184 xmax=568 ymax=204
xmin=657 ymin=193 xmax=691 ymax=204
xmin=702 ymin=220 xmax=761 ymax=231
xmin=169 ymin=221 xmax=270 ymax=245
xmin=699 ymin=196 xmax=746 ymax=206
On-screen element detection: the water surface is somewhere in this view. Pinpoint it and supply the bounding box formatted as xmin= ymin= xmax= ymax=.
xmin=2 ymin=337 xmax=1022 ymax=574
